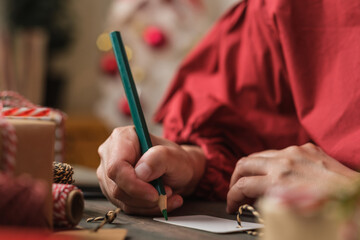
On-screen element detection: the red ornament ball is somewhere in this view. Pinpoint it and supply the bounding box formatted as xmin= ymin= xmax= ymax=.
xmin=143 ymin=26 xmax=167 ymax=48
xmin=100 ymin=53 xmax=118 ymax=75
xmin=118 ymin=97 xmax=131 ymax=116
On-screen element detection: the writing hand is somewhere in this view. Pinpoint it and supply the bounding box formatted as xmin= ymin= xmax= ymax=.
xmin=97 ymin=126 xmax=205 ymax=215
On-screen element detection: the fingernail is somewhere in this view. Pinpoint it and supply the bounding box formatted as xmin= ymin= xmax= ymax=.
xmin=135 ymin=163 xmax=152 ymax=181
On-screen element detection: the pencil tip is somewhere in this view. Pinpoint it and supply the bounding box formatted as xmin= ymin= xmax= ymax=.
xmin=162 ymin=209 xmax=168 ymax=221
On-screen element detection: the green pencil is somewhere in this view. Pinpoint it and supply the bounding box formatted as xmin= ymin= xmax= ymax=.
xmin=110 ymin=31 xmax=168 ymax=220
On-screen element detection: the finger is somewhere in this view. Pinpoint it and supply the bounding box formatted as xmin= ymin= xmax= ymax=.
xmin=121 ymin=185 xmax=173 ymax=208
xmin=97 ymin=162 xmax=111 ymax=200
xmin=111 ymin=186 xmax=174 ymax=208
xmin=105 ymin=126 xmax=141 ymax=168
xmin=108 ymin=160 xmax=159 ymax=202
xmin=99 ymin=162 xmax=176 ymax=209
xmin=227 ymin=176 xmax=269 ymax=213
xmin=248 ymin=149 xmax=279 ymax=158
xmin=134 ymin=145 xmax=192 ymax=189
xmin=99 ymin=127 xmax=158 ymax=200
xmin=119 ymin=194 xmax=184 ymax=215
xmin=98 ymin=165 xmax=154 ymax=206
xmin=230 ymin=156 xmax=268 ymax=188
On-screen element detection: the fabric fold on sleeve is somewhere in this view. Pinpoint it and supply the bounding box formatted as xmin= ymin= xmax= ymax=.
xmin=154 ymin=0 xmax=309 ymax=200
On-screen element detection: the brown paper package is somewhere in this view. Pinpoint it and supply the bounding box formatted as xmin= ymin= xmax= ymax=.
xmin=0 ymin=118 xmax=55 ymax=228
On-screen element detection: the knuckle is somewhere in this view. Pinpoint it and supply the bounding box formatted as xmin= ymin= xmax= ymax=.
xmin=110 ymin=127 xmax=122 ymax=140
xmin=112 ymin=127 xmax=123 ymax=136
xmin=106 ymin=162 xmax=118 ymax=181
xmin=236 ymin=157 xmax=247 ymax=168
xmin=235 ymin=177 xmax=247 ymax=191
xmin=98 ymin=143 xmax=105 ymax=156
xmin=279 ymin=168 xmax=292 ymax=179
xmin=234 ymin=177 xmax=255 ymax=197
xmin=96 ymin=166 xmax=103 ymax=181
xmin=235 ymin=159 xmax=242 ymax=169
xmin=302 ymin=142 xmax=318 ymax=151
xmin=285 ymin=145 xmax=302 ymax=155
xmin=109 ymin=184 xmax=122 ymax=200
xmin=278 ymin=157 xmax=294 ymax=178
xmin=154 ymin=145 xmax=172 ymax=157
xmin=279 ymin=157 xmax=294 ymax=168
xmin=111 ymin=126 xmax=135 ymax=140
xmin=125 ymin=182 xmax=137 ymax=196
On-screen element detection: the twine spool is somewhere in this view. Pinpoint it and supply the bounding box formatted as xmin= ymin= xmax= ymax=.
xmin=52 ymin=183 xmax=84 ymax=228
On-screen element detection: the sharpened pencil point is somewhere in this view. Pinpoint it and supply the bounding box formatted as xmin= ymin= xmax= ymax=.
xmin=162 ymin=209 xmax=168 ymax=220
xmin=158 ymin=194 xmax=168 ymax=220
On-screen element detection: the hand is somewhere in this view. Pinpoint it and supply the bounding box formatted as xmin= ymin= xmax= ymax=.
xmin=227 ymin=143 xmax=359 ymax=213
xmin=97 ymin=126 xmax=206 ymax=215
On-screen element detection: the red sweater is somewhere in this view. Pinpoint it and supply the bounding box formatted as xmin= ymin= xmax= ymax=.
xmin=154 ymin=0 xmax=360 ymax=200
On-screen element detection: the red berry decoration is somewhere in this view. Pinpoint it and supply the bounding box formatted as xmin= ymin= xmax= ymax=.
xmin=118 ymin=97 xmax=131 ymax=116
xmin=143 ymin=26 xmax=167 ymax=48
xmin=100 ymin=53 xmax=118 ymax=75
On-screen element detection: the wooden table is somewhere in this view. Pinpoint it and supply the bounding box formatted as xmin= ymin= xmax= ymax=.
xmin=79 ymin=199 xmax=258 ymax=240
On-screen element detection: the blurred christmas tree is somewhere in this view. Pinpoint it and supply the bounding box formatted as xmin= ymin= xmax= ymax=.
xmin=2 ymin=0 xmax=74 ymax=107
xmin=95 ymin=0 xmax=237 ymax=135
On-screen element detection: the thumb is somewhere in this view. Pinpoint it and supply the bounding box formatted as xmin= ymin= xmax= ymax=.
xmin=134 ymin=146 xmax=168 ymax=182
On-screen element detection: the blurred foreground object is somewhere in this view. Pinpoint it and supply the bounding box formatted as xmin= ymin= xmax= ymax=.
xmin=0 ymin=227 xmax=70 ymax=240
xmin=0 ymin=116 xmax=56 ymax=227
xmin=0 ymin=173 xmax=49 ymax=228
xmin=259 ymin=181 xmax=360 ymax=240
xmin=0 ymin=91 xmax=67 ymax=228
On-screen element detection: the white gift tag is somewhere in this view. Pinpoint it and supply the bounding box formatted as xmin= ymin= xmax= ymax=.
xmin=153 ymin=215 xmax=263 ymax=233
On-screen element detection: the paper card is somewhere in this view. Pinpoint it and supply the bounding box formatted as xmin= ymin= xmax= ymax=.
xmin=153 ymin=215 xmax=263 ymax=234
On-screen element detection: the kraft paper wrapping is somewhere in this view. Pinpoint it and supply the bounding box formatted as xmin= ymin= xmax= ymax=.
xmin=259 ymin=198 xmax=341 ymax=240
xmin=1 ymin=118 xmax=55 ymax=228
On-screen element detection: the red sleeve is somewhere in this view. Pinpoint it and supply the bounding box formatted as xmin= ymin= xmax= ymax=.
xmin=154 ymin=1 xmax=310 ymax=200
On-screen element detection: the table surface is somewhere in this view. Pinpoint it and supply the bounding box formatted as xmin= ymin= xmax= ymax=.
xmin=79 ymin=199 xmax=258 ymax=240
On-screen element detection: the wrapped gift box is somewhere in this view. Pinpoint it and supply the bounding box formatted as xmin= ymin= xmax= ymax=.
xmin=0 ymin=118 xmax=56 ymax=228
xmin=0 ymin=105 xmax=68 ymax=228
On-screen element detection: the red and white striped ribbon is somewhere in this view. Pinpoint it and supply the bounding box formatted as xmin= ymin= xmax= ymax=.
xmin=2 ymin=107 xmax=51 ymax=117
